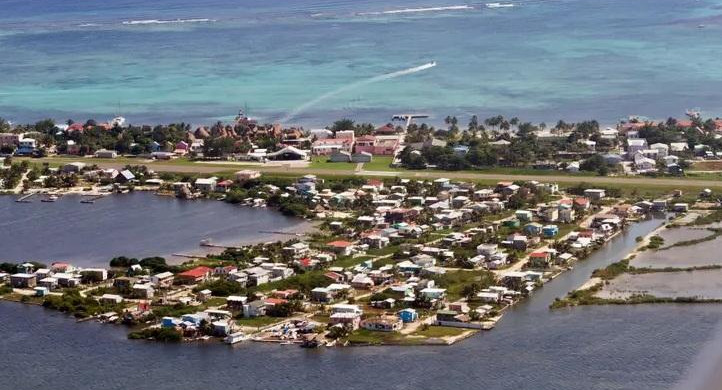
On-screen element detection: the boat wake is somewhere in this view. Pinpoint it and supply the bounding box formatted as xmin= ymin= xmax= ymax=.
xmin=356 ymin=5 xmax=473 ymax=16
xmin=121 ymin=18 xmax=216 ymax=26
xmin=485 ymin=2 xmax=515 ymax=8
xmin=280 ymin=61 xmax=437 ymax=123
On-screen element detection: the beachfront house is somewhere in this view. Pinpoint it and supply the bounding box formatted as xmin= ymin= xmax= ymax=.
xmin=10 ymin=273 xmax=36 ymax=288
xmin=117 ymin=169 xmax=136 ymax=183
xmin=528 ymin=252 xmax=552 ymax=268
xmin=194 ymin=177 xmax=217 ymax=192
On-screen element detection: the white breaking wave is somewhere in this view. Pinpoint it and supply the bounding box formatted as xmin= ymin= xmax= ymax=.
xmin=121 ymin=18 xmax=216 ymax=25
xmin=280 ymin=61 xmax=437 ymax=123
xmin=357 ymin=5 xmax=473 ymax=16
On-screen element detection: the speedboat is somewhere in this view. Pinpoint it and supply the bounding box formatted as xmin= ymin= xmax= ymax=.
xmin=486 ymin=2 xmax=514 ymax=8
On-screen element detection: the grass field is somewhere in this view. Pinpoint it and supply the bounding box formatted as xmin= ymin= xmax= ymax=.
xmin=410 ymin=325 xmax=467 ymax=338
xmin=361 ymin=156 xmax=395 ymax=171
xmin=236 ymin=316 xmax=282 ymax=328
xmin=308 ymin=156 xmax=356 ymax=171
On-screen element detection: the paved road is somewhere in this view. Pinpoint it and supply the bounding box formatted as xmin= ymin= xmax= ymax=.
xmin=25 ymin=157 xmax=722 ymax=188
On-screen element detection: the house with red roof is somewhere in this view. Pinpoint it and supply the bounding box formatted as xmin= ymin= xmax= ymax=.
xmin=374 ymin=123 xmax=397 ymax=135
xmin=295 ymin=257 xmax=316 ymax=270
xmin=573 ymin=197 xmax=590 ymax=210
xmin=216 ymin=179 xmax=234 ymax=192
xmin=272 ymin=289 xmax=299 ymax=300
xmin=264 ymin=297 xmax=289 ymax=306
xmin=528 ymin=252 xmax=552 ymax=268
xmin=327 ymin=240 xmax=354 ymax=256
xmin=67 ymin=123 xmax=85 ymax=133
xmin=176 ymin=266 xmax=212 ymax=284
xmin=324 ymin=271 xmax=345 ymax=283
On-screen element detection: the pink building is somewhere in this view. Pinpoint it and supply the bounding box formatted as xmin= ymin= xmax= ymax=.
xmin=354 ymin=135 xmax=400 ymax=156
xmin=311 ymin=138 xmax=353 ymax=156
xmin=0 ymin=133 xmax=21 ymax=148
xmin=174 ymin=141 xmax=189 ymax=155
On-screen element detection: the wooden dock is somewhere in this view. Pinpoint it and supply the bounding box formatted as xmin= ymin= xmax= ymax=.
xmin=16 ymin=193 xmax=36 ymax=203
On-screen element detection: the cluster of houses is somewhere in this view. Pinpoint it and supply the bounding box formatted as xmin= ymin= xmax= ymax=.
xmin=3 ymin=171 xmax=681 ymax=342
xmin=310 ymin=125 xmax=402 ymax=162
xmin=0 ymin=133 xmax=37 ymax=155
xmin=1 ymin=118 xmax=406 ymax=165
xmin=3 ymin=262 xmax=107 ymax=297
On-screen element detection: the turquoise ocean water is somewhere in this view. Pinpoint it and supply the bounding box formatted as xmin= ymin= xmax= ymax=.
xmin=1 ymin=0 xmax=722 ymax=127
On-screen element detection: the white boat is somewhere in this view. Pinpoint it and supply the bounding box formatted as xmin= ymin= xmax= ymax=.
xmin=199 ymin=238 xmax=212 ymax=246
xmin=224 ymin=332 xmax=249 ymax=344
xmin=486 ymin=2 xmax=514 ymax=8
xmin=41 ymin=195 xmax=59 ymax=202
xmin=686 ymin=108 xmax=701 ymax=119
xmin=110 ymin=116 xmax=126 ymax=127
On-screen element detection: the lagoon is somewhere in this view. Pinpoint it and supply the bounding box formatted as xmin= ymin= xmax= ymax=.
xmin=0 ymin=192 xmax=312 ymax=267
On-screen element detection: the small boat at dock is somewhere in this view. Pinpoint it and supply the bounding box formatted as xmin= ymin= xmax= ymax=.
xmin=41 ymin=195 xmax=59 ymax=202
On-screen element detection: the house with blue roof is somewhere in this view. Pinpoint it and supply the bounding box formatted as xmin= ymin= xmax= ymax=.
xmin=398 ymin=308 xmax=419 ymax=323
xmin=524 ymin=222 xmax=543 ymax=236
xmin=542 ymin=225 xmax=559 ymax=238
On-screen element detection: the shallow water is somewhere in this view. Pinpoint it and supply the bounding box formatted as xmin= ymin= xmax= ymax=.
xmin=2 ymin=0 xmax=722 ymax=125
xmin=597 ymin=269 xmax=722 ymax=299
xmin=0 ymin=192 xmax=311 ymax=266
xmin=656 ymin=226 xmax=715 ymax=247
xmin=632 ymin=234 xmax=722 ymax=268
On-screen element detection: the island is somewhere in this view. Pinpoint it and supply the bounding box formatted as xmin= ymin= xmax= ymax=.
xmin=2 ymin=111 xmax=722 ymax=348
